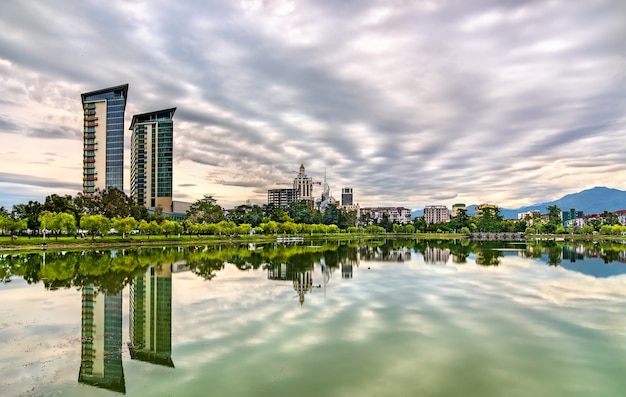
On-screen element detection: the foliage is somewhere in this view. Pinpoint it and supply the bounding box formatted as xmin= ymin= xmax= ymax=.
xmin=187 ymin=195 xmax=225 ymax=224
xmin=476 ymin=206 xmax=503 ymax=232
xmin=112 ymin=216 xmax=138 ymax=238
xmin=80 ymin=214 xmax=110 ymax=239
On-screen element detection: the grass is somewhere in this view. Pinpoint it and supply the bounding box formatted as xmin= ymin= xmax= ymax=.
xmin=2 ymin=231 xmax=623 ymax=253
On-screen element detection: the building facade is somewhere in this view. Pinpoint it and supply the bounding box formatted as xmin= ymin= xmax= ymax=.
xmin=561 ymin=208 xmax=584 ymax=226
xmin=341 ymin=188 xmax=353 ymax=206
xmin=268 ymin=188 xmax=299 ymax=208
xmin=360 ymin=207 xmax=413 ymax=225
xmin=81 ymin=84 xmax=129 ymax=195
xmin=424 ymin=205 xmax=450 ymax=224
xmin=451 ymin=203 xmax=466 ymax=217
xmin=293 ymin=164 xmax=315 ymax=208
xmin=130 ymin=108 xmax=176 ymax=210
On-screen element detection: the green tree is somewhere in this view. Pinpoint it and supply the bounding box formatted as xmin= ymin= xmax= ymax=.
xmin=12 ymin=200 xmax=42 ymax=231
xmin=323 ymin=204 xmax=339 ymax=225
xmin=0 ymin=214 xmax=27 ymax=236
xmin=287 ymin=200 xmax=317 ymax=224
xmin=112 ymin=216 xmax=138 ymax=238
xmin=95 ymin=187 xmax=137 ymax=218
xmin=138 ymin=219 xmax=150 ymax=236
xmin=187 ymin=195 xmax=224 ymax=223
xmin=80 ymin=214 xmax=110 ymax=240
xmin=148 ymin=220 xmax=162 ymax=237
xmin=57 ymin=212 xmax=77 ymax=238
xmin=161 ymin=219 xmax=178 ymax=238
xmin=547 ymin=205 xmax=562 ymax=228
xmin=450 ymin=208 xmax=471 ymax=231
xmin=477 ymin=206 xmax=503 ymax=232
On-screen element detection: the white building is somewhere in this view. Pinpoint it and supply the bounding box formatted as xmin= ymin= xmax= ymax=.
xmin=423 ymin=205 xmax=450 ymax=224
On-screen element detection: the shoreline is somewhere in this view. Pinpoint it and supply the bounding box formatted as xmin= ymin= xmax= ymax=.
xmin=1 ymin=233 xmax=623 ymax=253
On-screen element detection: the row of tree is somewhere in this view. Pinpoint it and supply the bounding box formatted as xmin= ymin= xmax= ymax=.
xmin=2 ymin=190 xmax=624 ymax=237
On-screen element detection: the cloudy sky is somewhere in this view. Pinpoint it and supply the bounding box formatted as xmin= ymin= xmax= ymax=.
xmin=1 ymin=0 xmax=625 ymax=210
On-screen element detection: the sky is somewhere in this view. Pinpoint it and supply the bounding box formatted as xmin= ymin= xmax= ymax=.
xmin=0 ymin=0 xmax=625 ymax=211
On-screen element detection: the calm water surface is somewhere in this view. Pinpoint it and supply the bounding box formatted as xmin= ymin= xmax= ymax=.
xmin=1 ymin=239 xmax=626 ymax=397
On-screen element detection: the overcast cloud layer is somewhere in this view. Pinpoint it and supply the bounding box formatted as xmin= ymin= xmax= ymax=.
xmin=0 ymin=0 xmax=625 ymax=210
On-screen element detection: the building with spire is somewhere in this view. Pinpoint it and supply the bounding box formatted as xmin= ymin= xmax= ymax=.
xmin=81 ymin=84 xmax=129 ymax=195
xmin=293 ymin=164 xmax=315 ymax=208
xmin=130 ymin=108 xmax=176 ymax=210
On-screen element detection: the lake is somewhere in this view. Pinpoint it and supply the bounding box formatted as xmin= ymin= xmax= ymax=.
xmin=1 ymin=239 xmax=626 ymax=396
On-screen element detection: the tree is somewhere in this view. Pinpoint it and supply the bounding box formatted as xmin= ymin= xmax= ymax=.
xmin=0 ymin=214 xmax=27 ymax=236
xmin=413 ymin=217 xmax=426 ymax=233
xmin=547 ymin=205 xmax=562 ymax=228
xmin=450 ymin=208 xmax=471 ymax=231
xmin=12 ymin=200 xmax=42 ymax=231
xmin=138 ymin=219 xmax=151 ymax=236
xmin=161 ymin=219 xmax=178 ymax=238
xmin=287 ymin=200 xmax=316 ymax=224
xmin=261 ymin=221 xmax=279 ymax=235
xmin=80 ymin=214 xmax=110 ymax=240
xmin=338 ymin=208 xmax=357 ymax=229
xmin=57 ymin=212 xmax=77 ymax=238
xmin=187 ymin=195 xmax=224 ymax=224
xmin=42 ymin=194 xmax=79 ymax=221
xmin=323 ymin=204 xmax=339 ymax=225
xmin=112 ymin=216 xmax=138 ymax=238
xmin=477 ymin=206 xmax=503 ymax=232
xmin=148 ymin=220 xmax=162 ymax=237
xmin=39 ymin=211 xmax=58 ymax=238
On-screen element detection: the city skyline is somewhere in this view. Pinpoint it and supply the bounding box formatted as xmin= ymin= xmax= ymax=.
xmin=1 ymin=1 xmax=625 ymax=211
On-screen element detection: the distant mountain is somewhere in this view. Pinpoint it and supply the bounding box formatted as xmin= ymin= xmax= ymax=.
xmin=411 ymin=186 xmax=626 ymax=220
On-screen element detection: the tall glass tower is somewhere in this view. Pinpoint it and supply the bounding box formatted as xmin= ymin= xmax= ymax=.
xmin=81 ymin=84 xmax=129 ymax=195
xmin=130 ymin=108 xmax=175 ymax=210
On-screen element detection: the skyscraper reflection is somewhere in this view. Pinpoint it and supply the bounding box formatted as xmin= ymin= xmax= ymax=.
xmin=78 ymin=285 xmax=125 ymax=393
xmin=129 ymin=265 xmax=174 ymax=367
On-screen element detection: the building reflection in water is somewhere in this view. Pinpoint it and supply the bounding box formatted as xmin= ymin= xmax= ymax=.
xmin=293 ymin=267 xmax=314 ymax=305
xmin=129 ymin=264 xmax=174 ymax=367
xmin=268 ymin=263 xmax=317 ymax=305
xmin=341 ymin=263 xmax=353 ymax=279
xmin=79 ymin=285 xmax=125 ymax=393
xmin=423 ymin=247 xmax=451 ymax=265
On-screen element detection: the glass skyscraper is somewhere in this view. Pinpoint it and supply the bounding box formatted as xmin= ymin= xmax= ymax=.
xmin=81 ymin=84 xmax=129 ymax=195
xmin=130 ymin=108 xmax=175 ymax=210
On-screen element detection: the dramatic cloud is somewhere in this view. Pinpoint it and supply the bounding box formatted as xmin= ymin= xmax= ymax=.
xmin=0 ymin=0 xmax=624 ymax=210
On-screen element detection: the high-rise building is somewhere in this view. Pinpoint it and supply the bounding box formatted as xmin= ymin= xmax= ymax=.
xmin=81 ymin=84 xmax=129 ymax=195
xmin=424 ymin=205 xmax=450 ymax=224
xmin=268 ymin=188 xmax=299 ymax=208
xmin=293 ymin=164 xmax=314 ymax=208
xmin=341 ymin=188 xmax=353 ymax=206
xmin=130 ymin=108 xmax=176 ymax=210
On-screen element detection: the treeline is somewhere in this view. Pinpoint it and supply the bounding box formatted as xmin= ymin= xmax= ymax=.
xmin=3 ymin=191 xmax=625 ymax=238
xmin=415 ymin=205 xmax=626 ymax=235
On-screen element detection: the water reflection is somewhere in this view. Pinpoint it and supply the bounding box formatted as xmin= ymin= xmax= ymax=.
xmin=1 ymin=238 xmax=626 ymax=396
xmin=129 ymin=265 xmax=174 ymax=367
xmin=78 ymin=285 xmax=125 ymax=393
